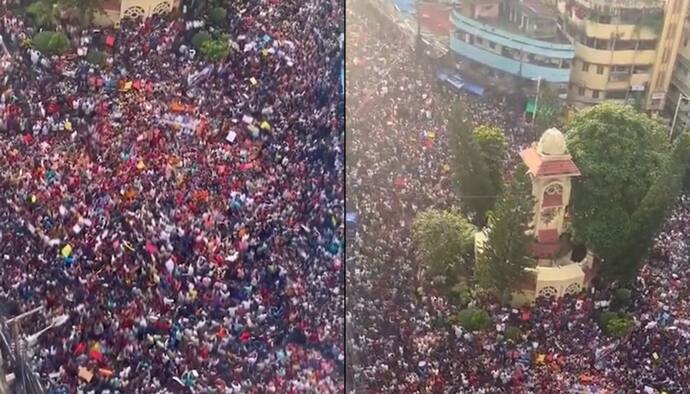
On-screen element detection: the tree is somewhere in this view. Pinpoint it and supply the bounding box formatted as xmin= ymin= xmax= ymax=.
xmin=599 ymin=311 xmax=633 ymax=338
xmin=192 ymin=31 xmax=212 ymax=49
xmin=86 ymin=50 xmax=106 ymax=67
xmin=476 ymin=163 xmax=536 ymax=298
xmin=58 ymin=0 xmax=103 ymax=26
xmin=412 ymin=208 xmax=476 ymax=282
xmin=448 ymin=104 xmax=497 ymax=225
xmin=534 ymin=81 xmax=562 ymax=133
xmin=504 ymin=325 xmax=522 ymax=341
xmin=208 ymin=6 xmax=227 ymax=26
xmin=473 ymin=125 xmax=507 ymax=201
xmin=32 ymin=31 xmax=70 ymax=56
xmin=26 ymin=0 xmax=60 ymax=28
xmin=200 ymin=38 xmax=230 ymax=61
xmin=611 ymin=131 xmax=690 ymax=279
xmin=451 ymin=308 xmax=491 ymax=332
xmin=566 ymin=102 xmax=672 ymax=279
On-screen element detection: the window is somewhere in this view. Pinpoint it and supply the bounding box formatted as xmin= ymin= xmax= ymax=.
xmin=593 ymin=90 xmax=600 ymax=99
xmin=633 ymin=65 xmax=650 ymax=74
xmin=578 ymin=87 xmax=585 ymax=96
xmin=597 ymin=65 xmax=604 ymax=74
xmin=606 ymin=90 xmax=627 ymax=99
xmin=476 ymin=37 xmax=483 ymax=45
xmin=582 ymin=62 xmax=589 ymax=72
xmin=489 ymin=41 xmax=495 ymax=49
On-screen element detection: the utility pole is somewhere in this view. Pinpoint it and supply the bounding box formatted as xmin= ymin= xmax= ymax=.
xmin=0 ymin=352 xmax=9 ymax=394
xmin=532 ymin=76 xmax=542 ymax=140
xmin=670 ymin=93 xmax=688 ymax=140
xmin=415 ymin=0 xmax=423 ymax=59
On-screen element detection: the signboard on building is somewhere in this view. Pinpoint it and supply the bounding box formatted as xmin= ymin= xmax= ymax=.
xmin=631 ymin=85 xmax=645 ymax=92
xmin=651 ymin=92 xmax=666 ymax=100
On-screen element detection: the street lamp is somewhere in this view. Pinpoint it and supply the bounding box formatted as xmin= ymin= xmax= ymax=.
xmin=670 ymin=93 xmax=689 ymax=139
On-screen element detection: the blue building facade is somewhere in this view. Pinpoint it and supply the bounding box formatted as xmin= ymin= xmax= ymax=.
xmin=449 ymin=11 xmax=574 ymax=84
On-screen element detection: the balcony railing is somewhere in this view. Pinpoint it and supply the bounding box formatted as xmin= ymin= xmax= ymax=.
xmin=449 ymin=36 xmax=572 ymax=83
xmin=573 ymin=0 xmax=663 ymax=11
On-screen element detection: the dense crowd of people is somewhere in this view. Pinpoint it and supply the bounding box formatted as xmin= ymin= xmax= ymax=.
xmin=347 ymin=3 xmax=690 ymax=393
xmin=0 ymin=1 xmax=344 ymax=392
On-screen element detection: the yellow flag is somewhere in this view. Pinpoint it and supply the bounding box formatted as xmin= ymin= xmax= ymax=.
xmin=61 ymin=244 xmax=73 ymax=258
xmin=261 ymin=49 xmax=269 ymax=56
xmin=29 ymin=195 xmax=36 ymax=204
xmin=137 ymin=160 xmax=145 ymax=170
xmin=260 ymin=121 xmax=271 ymax=130
xmin=249 ymin=77 xmax=258 ymax=86
xmin=64 ymin=120 xmax=72 ymax=131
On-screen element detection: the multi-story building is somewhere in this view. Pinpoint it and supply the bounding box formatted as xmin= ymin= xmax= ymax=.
xmin=667 ymin=5 xmax=690 ymax=129
xmin=449 ymin=5 xmax=575 ymax=91
xmin=445 ymin=0 xmax=689 ymax=114
xmin=560 ymin=0 xmax=688 ymax=111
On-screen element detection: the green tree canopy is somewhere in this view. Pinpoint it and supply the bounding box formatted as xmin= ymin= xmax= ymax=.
xmin=32 ymin=31 xmax=70 ymax=56
xmin=476 ymin=163 xmax=536 ymax=298
xmin=566 ymin=102 xmax=674 ymax=279
xmin=448 ymin=104 xmax=500 ymax=225
xmin=599 ymin=311 xmax=633 ymax=338
xmin=200 ymin=38 xmax=230 ymax=61
xmin=58 ymin=0 xmax=103 ymax=26
xmin=26 ymin=0 xmax=60 ymax=28
xmin=412 ymin=208 xmax=476 ymax=282
xmin=86 ymin=49 xmax=106 ymax=67
xmin=451 ymin=308 xmax=491 ymax=332
xmin=611 ymin=131 xmax=690 ymax=279
xmin=192 ymin=31 xmax=212 ymax=49
xmin=473 ymin=125 xmax=507 ymax=200
xmin=209 ymin=6 xmax=227 ymax=26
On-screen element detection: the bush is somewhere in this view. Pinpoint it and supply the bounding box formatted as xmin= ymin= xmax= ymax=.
xmin=606 ymin=315 xmax=633 ymax=338
xmin=612 ymin=288 xmax=632 ymax=309
xmin=447 ymin=283 xmax=472 ymax=308
xmin=32 ymin=31 xmax=70 ymax=56
xmin=200 ymin=38 xmax=229 ymax=61
xmin=86 ymin=50 xmax=106 ymax=66
xmin=208 ymin=6 xmax=227 ymax=26
xmin=456 ymin=308 xmax=491 ymax=332
xmin=26 ymin=0 xmax=58 ymax=28
xmin=599 ymin=311 xmax=632 ymax=338
xmin=192 ymin=31 xmax=212 ymax=49
xmin=504 ymin=325 xmax=522 ymax=341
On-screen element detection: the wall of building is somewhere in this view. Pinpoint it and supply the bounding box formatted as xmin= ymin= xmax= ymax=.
xmin=449 ymin=10 xmax=573 ymax=83
xmin=646 ymin=0 xmax=689 ymax=111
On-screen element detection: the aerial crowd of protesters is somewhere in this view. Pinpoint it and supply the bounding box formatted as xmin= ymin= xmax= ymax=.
xmin=0 ymin=0 xmax=344 ymax=392
xmin=347 ymin=4 xmax=690 ymax=393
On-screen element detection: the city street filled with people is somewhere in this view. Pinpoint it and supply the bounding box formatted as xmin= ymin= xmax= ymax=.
xmin=0 ymin=1 xmax=344 ymax=392
xmin=346 ymin=4 xmax=690 ymax=393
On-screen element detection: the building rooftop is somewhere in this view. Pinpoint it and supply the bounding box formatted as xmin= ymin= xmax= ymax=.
xmin=521 ymin=0 xmax=557 ymax=19
xmin=520 ymin=147 xmax=581 ymax=178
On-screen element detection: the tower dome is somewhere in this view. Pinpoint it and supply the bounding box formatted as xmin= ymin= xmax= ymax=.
xmin=537 ymin=128 xmax=567 ymax=156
